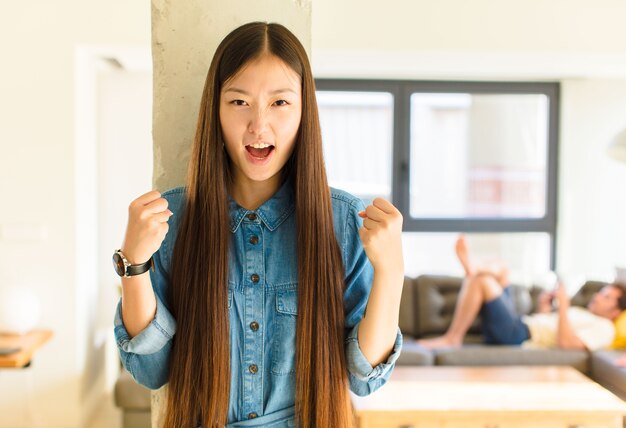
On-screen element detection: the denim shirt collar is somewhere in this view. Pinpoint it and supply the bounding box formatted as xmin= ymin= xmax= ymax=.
xmin=228 ymin=179 xmax=295 ymax=233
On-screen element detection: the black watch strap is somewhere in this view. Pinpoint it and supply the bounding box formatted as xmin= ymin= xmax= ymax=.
xmin=127 ymin=259 xmax=153 ymax=276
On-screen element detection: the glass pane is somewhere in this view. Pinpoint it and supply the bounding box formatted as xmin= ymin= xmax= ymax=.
xmin=317 ymin=91 xmax=393 ymax=204
xmin=402 ymin=232 xmax=551 ymax=289
xmin=410 ymin=93 xmax=549 ymax=218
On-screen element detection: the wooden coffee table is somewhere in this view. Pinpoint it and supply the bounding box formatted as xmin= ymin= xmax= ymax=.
xmin=351 ymin=366 xmax=626 ymax=428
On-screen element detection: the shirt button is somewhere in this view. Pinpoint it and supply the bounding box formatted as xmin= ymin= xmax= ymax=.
xmin=247 ymin=213 xmax=257 ymax=221
xmin=249 ymin=364 xmax=258 ymax=374
xmin=249 ymin=235 xmax=259 ymax=245
xmin=248 ymin=412 xmax=258 ymax=419
xmin=251 ymin=274 xmax=260 ymax=283
xmin=250 ymin=321 xmax=259 ymax=331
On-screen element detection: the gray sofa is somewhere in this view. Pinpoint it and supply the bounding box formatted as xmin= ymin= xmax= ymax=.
xmin=114 ymin=368 xmax=151 ymax=428
xmin=397 ymin=275 xmax=626 ymax=400
xmin=114 ymin=275 xmax=626 ymax=427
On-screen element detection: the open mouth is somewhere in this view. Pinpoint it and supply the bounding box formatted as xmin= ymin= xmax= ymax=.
xmin=245 ymin=143 xmax=275 ymax=159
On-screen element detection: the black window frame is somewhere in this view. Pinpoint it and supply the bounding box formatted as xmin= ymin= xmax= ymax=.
xmin=315 ymin=79 xmax=560 ymax=268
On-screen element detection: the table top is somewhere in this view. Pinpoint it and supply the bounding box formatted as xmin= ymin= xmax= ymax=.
xmin=0 ymin=330 xmax=53 ymax=368
xmin=351 ymin=366 xmax=626 ymax=413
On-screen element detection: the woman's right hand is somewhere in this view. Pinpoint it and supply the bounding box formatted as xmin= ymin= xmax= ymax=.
xmin=121 ymin=190 xmax=173 ymax=264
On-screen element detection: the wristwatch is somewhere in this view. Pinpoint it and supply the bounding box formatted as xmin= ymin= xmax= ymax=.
xmin=112 ymin=249 xmax=153 ymax=277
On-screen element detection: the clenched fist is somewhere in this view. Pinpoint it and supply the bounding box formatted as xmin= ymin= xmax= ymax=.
xmin=357 ymin=198 xmax=404 ymax=275
xmin=121 ymin=190 xmax=173 ymax=264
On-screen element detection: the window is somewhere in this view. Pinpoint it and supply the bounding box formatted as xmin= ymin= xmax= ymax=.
xmin=316 ymin=80 xmax=559 ymax=276
xmin=409 ymin=92 xmax=549 ymax=219
xmin=317 ymin=91 xmax=394 ymax=203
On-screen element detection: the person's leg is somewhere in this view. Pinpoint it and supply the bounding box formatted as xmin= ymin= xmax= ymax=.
xmin=417 ymin=273 xmax=504 ymax=349
xmin=457 ymin=234 xmax=511 ymax=287
xmin=481 ymin=287 xmax=530 ymax=345
xmin=478 ymin=260 xmax=511 ymax=288
xmin=455 ymin=234 xmax=474 ymax=277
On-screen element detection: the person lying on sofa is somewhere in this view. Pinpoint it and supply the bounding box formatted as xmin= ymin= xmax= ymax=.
xmin=417 ymin=235 xmax=626 ymax=351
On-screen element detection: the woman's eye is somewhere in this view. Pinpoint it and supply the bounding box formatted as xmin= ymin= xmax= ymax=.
xmin=273 ymin=99 xmax=288 ymax=106
xmin=231 ymin=99 xmax=247 ymax=106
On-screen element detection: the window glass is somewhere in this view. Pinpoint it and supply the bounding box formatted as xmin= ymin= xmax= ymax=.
xmin=410 ymin=93 xmax=549 ymax=218
xmin=317 ymin=91 xmax=394 ymax=204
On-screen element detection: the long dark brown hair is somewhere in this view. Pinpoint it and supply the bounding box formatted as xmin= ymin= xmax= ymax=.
xmin=165 ymin=22 xmax=353 ymax=427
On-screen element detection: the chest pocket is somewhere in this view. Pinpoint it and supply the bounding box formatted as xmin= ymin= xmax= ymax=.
xmin=271 ymin=288 xmax=298 ymax=375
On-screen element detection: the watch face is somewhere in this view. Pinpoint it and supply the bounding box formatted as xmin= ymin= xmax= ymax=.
xmin=112 ymin=252 xmax=126 ymax=276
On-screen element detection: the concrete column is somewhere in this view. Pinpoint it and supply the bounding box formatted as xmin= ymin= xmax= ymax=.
xmin=150 ymin=2 xmax=312 ymax=426
xmin=151 ymin=0 xmax=312 ymax=191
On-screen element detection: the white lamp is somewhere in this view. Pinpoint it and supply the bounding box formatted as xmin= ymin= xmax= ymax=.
xmin=0 ymin=287 xmax=41 ymax=335
xmin=607 ymin=128 xmax=626 ymax=163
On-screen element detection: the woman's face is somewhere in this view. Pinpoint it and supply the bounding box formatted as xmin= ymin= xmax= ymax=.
xmin=220 ymin=54 xmax=302 ymax=188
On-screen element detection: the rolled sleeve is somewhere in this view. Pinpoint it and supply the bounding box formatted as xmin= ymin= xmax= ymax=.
xmin=114 ymin=293 xmax=176 ymax=355
xmin=113 ymin=293 xmax=176 ymax=390
xmin=339 ymin=196 xmax=403 ymax=396
xmin=345 ymin=323 xmax=403 ymax=396
xmin=113 ymin=238 xmax=176 ymax=389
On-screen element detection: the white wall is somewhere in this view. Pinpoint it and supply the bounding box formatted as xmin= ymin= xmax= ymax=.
xmin=558 ymin=79 xmax=626 ymax=280
xmin=312 ymin=0 xmax=626 ymax=80
xmin=314 ymin=0 xmax=626 ymax=53
xmin=95 ymin=65 xmax=153 ymax=400
xmin=0 ymin=2 xmax=150 ymax=427
xmin=311 ymin=0 xmax=626 ymax=282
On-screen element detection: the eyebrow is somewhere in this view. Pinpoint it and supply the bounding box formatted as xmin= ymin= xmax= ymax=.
xmin=223 ymin=87 xmax=297 ymax=96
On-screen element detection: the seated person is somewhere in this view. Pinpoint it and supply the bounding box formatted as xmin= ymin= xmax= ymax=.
xmin=418 ymin=235 xmax=626 ymax=351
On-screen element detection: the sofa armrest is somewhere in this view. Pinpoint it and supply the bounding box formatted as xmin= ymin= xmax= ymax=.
xmin=591 ymin=349 xmax=626 ymax=400
xmin=115 ymin=369 xmax=151 ymax=411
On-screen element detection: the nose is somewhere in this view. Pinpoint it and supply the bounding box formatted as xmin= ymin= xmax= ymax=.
xmin=248 ymin=107 xmax=268 ymax=136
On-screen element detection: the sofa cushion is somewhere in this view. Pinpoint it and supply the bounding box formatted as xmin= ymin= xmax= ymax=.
xmin=123 ymin=411 xmax=151 ymax=428
xmin=435 ymin=346 xmax=590 ymax=374
xmin=115 ymin=369 xmax=151 ymax=410
xmin=591 ymin=349 xmax=626 ymax=400
xmin=399 ymin=277 xmax=417 ymax=337
xmin=414 ymin=275 xmax=477 ymax=337
xmin=571 ymin=281 xmax=607 ymax=308
xmin=395 ymin=340 xmax=435 ymax=366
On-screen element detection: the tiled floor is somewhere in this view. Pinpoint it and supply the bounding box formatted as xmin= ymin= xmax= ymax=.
xmin=86 ymin=393 xmax=122 ymax=428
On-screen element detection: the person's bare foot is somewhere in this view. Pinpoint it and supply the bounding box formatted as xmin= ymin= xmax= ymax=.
xmin=455 ymin=234 xmax=474 ymax=277
xmin=416 ymin=335 xmax=462 ymax=350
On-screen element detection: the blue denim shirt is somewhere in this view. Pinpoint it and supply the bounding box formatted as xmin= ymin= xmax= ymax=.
xmin=114 ymin=180 xmax=402 ymax=427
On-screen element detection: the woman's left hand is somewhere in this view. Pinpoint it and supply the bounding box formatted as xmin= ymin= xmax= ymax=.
xmin=358 ymin=198 xmax=404 ymax=274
